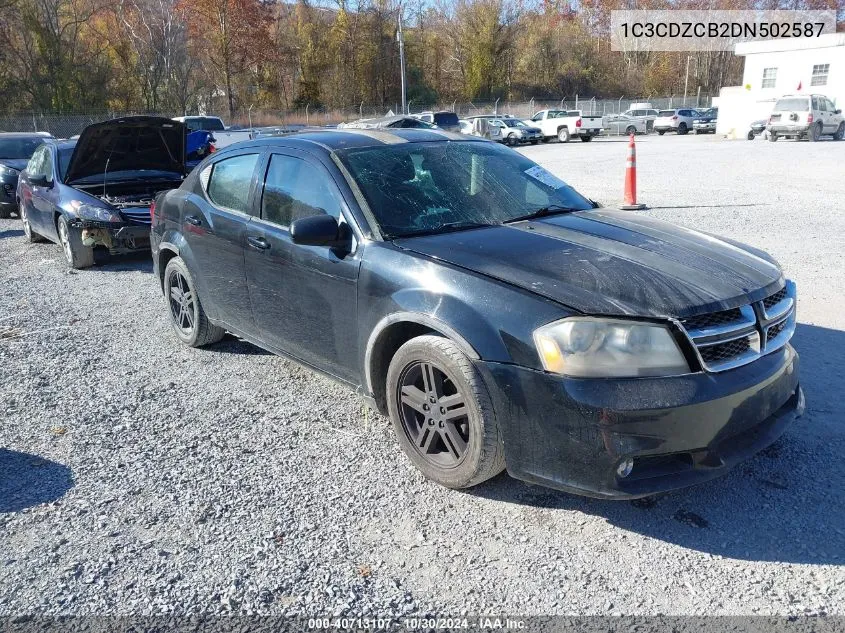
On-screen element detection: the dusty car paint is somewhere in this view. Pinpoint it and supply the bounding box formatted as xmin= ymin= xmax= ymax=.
xmin=150 ymin=129 xmax=802 ymax=498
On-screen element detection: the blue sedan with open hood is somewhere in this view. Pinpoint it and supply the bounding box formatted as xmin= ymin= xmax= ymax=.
xmin=17 ymin=116 xmax=185 ymax=268
xmin=150 ymin=128 xmax=803 ymax=499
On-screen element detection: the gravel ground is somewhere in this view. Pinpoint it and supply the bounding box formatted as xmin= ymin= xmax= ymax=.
xmin=1 ymin=134 xmax=844 ymax=619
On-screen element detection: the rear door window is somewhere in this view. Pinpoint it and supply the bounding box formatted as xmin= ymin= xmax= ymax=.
xmin=433 ymin=112 xmax=459 ymax=127
xmin=206 ymin=153 xmax=259 ymax=213
xmin=774 ymin=98 xmax=809 ymax=112
xmin=261 ymin=154 xmax=342 ymax=228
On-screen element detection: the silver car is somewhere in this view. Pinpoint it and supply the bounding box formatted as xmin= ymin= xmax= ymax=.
xmin=490 ymin=118 xmax=543 ymax=145
xmin=603 ymin=114 xmax=647 ymax=136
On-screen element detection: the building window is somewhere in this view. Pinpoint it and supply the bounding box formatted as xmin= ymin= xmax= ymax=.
xmin=811 ymin=64 xmax=830 ymax=87
xmin=761 ymin=67 xmax=778 ymax=89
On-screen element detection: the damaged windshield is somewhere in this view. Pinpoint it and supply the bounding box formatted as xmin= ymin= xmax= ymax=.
xmin=338 ymin=141 xmax=593 ymax=238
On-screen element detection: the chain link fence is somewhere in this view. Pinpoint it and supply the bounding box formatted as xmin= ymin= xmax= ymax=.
xmin=0 ymin=96 xmax=714 ymax=139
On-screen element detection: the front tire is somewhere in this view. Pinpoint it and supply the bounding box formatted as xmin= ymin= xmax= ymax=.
xmin=658 ymin=130 xmax=665 ymax=136
xmin=163 ymin=256 xmax=224 ymax=347
xmin=20 ymin=204 xmax=43 ymax=242
xmin=506 ymin=133 xmax=517 ymax=146
xmin=557 ymin=127 xmax=570 ymax=143
xmin=678 ymin=123 xmax=688 ymax=135
xmin=0 ymin=206 xmax=10 ymax=219
xmin=625 ymin=125 xmax=637 ymax=136
xmin=769 ymin=132 xmax=778 ymax=142
xmin=57 ymin=215 xmax=94 ymax=269
xmin=386 ymin=335 xmax=505 ymax=489
xmin=833 ymin=122 xmax=844 ymax=141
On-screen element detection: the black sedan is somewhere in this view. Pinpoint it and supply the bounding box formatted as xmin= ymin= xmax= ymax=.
xmin=0 ymin=133 xmax=52 ymax=218
xmin=150 ymin=129 xmax=803 ymax=499
xmin=17 ymin=117 xmax=185 ymax=268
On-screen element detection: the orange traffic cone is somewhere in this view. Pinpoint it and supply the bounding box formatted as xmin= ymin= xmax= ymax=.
xmin=621 ymin=133 xmax=646 ymax=210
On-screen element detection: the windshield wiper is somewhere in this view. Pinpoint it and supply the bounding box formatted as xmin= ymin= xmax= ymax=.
xmin=503 ymin=205 xmax=582 ymax=224
xmin=390 ymin=220 xmax=497 ymax=239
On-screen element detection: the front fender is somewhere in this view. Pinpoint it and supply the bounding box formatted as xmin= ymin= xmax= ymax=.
xmin=358 ymin=243 xmax=571 ymax=395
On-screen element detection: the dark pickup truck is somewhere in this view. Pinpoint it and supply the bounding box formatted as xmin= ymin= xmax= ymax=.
xmin=150 ymin=129 xmax=803 ymax=499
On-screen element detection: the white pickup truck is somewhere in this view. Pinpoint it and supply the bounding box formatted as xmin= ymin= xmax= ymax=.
xmin=530 ymin=110 xmax=604 ymax=143
xmin=172 ymin=116 xmax=253 ymax=149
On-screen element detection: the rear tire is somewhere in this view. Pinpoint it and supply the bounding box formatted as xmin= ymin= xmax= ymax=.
xmin=807 ymin=123 xmax=821 ymax=142
xmin=0 ymin=207 xmax=10 ymax=219
xmin=658 ymin=130 xmax=665 ymax=136
xmin=580 ymin=135 xmax=592 ymax=142
xmin=386 ymin=335 xmax=505 ymax=489
xmin=557 ymin=127 xmax=570 ymax=143
xmin=747 ymin=130 xmax=755 ymax=140
xmin=57 ymin=215 xmax=94 ymax=269
xmin=163 ymin=256 xmax=225 ymax=347
xmin=833 ymin=122 xmax=844 ymax=141
xmin=769 ymin=132 xmax=778 ymax=142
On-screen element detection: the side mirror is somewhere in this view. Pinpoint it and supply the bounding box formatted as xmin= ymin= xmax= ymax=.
xmin=836 ymin=109 xmax=842 ymax=115
xmin=290 ymin=214 xmax=341 ymax=247
xmin=30 ymin=174 xmax=51 ymax=188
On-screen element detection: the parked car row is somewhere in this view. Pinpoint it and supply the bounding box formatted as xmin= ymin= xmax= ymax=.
xmin=1 ymin=119 xmax=803 ymax=501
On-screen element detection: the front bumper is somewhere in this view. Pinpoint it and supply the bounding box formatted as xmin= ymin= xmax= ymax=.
xmin=71 ymin=219 xmax=151 ymax=254
xmin=693 ymin=122 xmax=715 ymax=131
xmin=477 ymin=344 xmax=802 ymax=499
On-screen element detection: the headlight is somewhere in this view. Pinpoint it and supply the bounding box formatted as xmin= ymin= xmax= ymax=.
xmin=533 ymin=317 xmax=689 ymax=378
xmin=75 ymin=203 xmax=121 ymax=223
xmin=0 ymin=165 xmax=20 ymax=178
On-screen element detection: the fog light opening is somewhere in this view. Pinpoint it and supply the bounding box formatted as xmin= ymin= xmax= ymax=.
xmin=616 ymin=457 xmax=635 ymax=479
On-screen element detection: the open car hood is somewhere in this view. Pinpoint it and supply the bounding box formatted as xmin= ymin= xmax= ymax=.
xmin=64 ymin=116 xmax=185 ymax=184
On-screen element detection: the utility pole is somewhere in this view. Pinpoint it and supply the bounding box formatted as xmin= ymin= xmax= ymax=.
xmin=683 ymin=55 xmax=690 ymax=106
xmin=397 ymin=8 xmax=407 ymax=115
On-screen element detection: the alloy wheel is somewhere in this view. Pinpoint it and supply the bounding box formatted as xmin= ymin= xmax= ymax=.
xmin=397 ymin=361 xmax=470 ymax=468
xmin=20 ymin=206 xmax=31 ymax=239
xmin=168 ymin=270 xmax=196 ymax=334
xmin=58 ymin=220 xmax=73 ymax=264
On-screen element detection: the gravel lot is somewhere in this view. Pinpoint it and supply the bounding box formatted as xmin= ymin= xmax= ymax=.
xmin=1 ymin=134 xmax=844 ymax=619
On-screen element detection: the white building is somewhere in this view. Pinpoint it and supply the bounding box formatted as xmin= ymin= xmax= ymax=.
xmin=716 ymin=33 xmax=845 ymax=137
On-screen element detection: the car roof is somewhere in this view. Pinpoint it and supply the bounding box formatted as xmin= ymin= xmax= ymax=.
xmin=0 ymin=132 xmax=53 ymax=139
xmin=216 ymin=128 xmax=477 ymax=153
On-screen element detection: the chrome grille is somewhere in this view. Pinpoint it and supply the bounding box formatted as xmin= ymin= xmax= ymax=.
xmin=699 ymin=338 xmax=752 ymax=364
xmin=120 ymin=207 xmax=152 ymax=225
xmin=680 ymin=307 xmax=744 ymax=331
xmin=766 ymin=319 xmax=788 ymax=342
xmin=678 ymin=281 xmax=796 ymax=372
xmin=763 ymin=288 xmax=787 ymax=310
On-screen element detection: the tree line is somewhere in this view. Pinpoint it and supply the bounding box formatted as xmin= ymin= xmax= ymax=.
xmin=0 ymin=0 xmax=841 ymax=118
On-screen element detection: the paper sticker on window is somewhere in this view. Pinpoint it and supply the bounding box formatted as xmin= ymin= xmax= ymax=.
xmin=525 ymin=165 xmax=567 ymax=189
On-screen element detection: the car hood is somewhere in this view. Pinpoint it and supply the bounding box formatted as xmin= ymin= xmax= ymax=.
xmin=64 ymin=116 xmax=185 ymax=184
xmin=394 ymin=210 xmax=783 ymax=318
xmin=0 ymin=159 xmax=28 ymax=172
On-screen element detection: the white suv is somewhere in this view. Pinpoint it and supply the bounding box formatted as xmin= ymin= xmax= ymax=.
xmin=767 ymin=94 xmax=844 ymax=142
xmin=654 ymin=109 xmax=701 ymax=135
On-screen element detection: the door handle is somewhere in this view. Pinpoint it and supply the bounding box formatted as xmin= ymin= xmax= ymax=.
xmin=247 ymin=236 xmax=270 ymax=250
xmin=185 ymin=215 xmax=201 ymax=226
